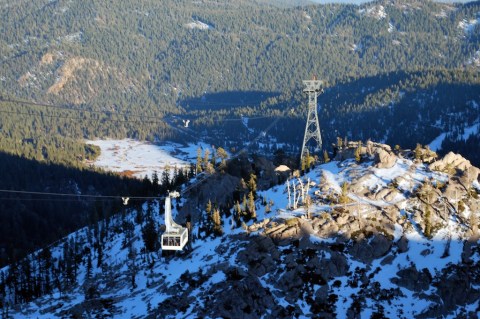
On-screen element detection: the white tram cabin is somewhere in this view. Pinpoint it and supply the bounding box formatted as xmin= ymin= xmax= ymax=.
xmin=161 ymin=191 xmax=189 ymax=251
xmin=161 ymin=227 xmax=188 ymax=251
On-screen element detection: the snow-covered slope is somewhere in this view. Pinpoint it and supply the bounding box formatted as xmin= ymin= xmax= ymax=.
xmin=2 ymin=144 xmax=480 ymax=318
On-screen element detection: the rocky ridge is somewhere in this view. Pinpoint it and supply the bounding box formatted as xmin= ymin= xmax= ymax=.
xmin=3 ymin=142 xmax=480 ymax=318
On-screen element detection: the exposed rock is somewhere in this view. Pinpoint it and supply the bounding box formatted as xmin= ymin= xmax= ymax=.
xmin=418 ymin=266 xmax=480 ymax=319
xmin=397 ymin=235 xmax=409 ymax=253
xmin=237 ymin=236 xmax=280 ymax=277
xmin=461 ymin=240 xmax=477 ymax=264
xmin=254 ymin=156 xmax=277 ymax=189
xmin=391 ymin=266 xmax=432 ymax=292
xmin=380 ymin=254 xmax=395 ymax=265
xmin=429 ymin=152 xmax=472 ymax=173
xmin=420 ymin=249 xmax=431 ymax=256
xmin=316 ymin=219 xmax=339 ymax=238
xmin=314 ymin=284 xmax=329 ymax=303
xmin=374 ymin=148 xmax=397 ymax=169
xmin=460 ymin=166 xmax=480 ymax=186
xmin=318 ymin=251 xmax=349 ymax=279
xmin=350 ymin=234 xmax=392 ymax=263
xmin=278 ymin=269 xmax=304 ymax=301
xmin=204 ymin=275 xmax=280 ymax=319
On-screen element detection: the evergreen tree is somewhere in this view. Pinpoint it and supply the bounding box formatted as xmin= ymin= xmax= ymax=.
xmin=142 ymin=217 xmax=159 ymax=252
xmin=323 ymin=150 xmax=330 ymax=163
xmin=355 ymin=144 xmax=362 ymax=163
xmin=211 ymin=208 xmax=223 ymax=236
xmin=151 ymin=171 xmax=159 ymax=194
xmin=248 ymin=173 xmax=257 ymax=196
xmin=424 ymin=207 xmax=432 ymax=239
xmin=247 ymin=191 xmax=256 ymax=220
xmin=86 ymin=253 xmax=92 ymax=280
xmin=339 ymin=182 xmax=350 ymax=204
xmin=196 ymin=148 xmax=203 ymax=174
xmin=127 ymin=245 xmax=137 ymax=290
xmin=204 ymin=149 xmax=210 ymax=171
xmin=161 ymin=166 xmax=171 ymax=191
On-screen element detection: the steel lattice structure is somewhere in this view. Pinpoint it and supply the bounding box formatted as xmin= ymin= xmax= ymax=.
xmin=300 ymin=77 xmax=324 ymax=166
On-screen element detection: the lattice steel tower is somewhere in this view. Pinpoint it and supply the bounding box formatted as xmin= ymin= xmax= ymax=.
xmin=300 ymin=76 xmax=324 ymax=166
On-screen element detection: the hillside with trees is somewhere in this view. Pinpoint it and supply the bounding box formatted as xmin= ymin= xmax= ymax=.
xmin=0 ymin=0 xmax=479 ymax=164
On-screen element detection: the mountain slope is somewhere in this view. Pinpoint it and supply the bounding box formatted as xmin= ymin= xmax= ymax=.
xmin=0 ymin=0 xmax=479 ymax=167
xmin=2 ymin=142 xmax=479 ymax=318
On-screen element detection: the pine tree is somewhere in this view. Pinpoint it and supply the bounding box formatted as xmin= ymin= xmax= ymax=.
xmin=210 ymin=147 xmax=217 ymax=166
xmin=355 ymin=146 xmax=361 ymax=163
xmin=204 ymin=200 xmax=213 ymax=235
xmin=339 ymin=182 xmax=350 ymax=204
xmin=217 ymin=147 xmax=228 ymax=170
xmin=151 ymin=171 xmax=159 ymax=193
xmin=196 ymin=147 xmax=203 ymax=174
xmin=97 ymin=244 xmax=103 ymax=268
xmin=248 ymin=173 xmax=257 ymax=196
xmin=127 ymin=245 xmax=137 ymax=290
xmin=161 ymin=165 xmax=171 ymax=191
xmin=142 ymin=217 xmax=159 ymax=252
xmin=424 ymin=207 xmax=432 ymax=239
xmin=247 ymin=191 xmax=256 ymax=220
xmin=212 ymin=208 xmax=223 ymax=236
xmin=86 ymin=253 xmax=92 ymax=280
xmin=337 ymin=137 xmax=343 ymax=149
xmin=414 ymin=143 xmax=423 ymax=160
xmin=233 ymin=201 xmax=242 ymax=226
xmin=323 ymin=150 xmax=330 ymax=163
xmin=204 ymin=149 xmax=210 ymax=170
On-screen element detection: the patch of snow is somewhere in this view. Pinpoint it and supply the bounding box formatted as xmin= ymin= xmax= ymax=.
xmin=392 ymin=39 xmax=401 ymax=46
xmin=458 ymin=16 xmax=480 ymax=34
xmin=429 ymin=132 xmax=447 ymax=152
xmin=435 ymin=10 xmax=448 ymax=18
xmin=429 ymin=121 xmax=480 ymax=151
xmin=86 ymin=139 xmax=210 ymax=179
xmin=351 ymin=43 xmax=362 ymax=51
xmin=59 ymin=32 xmax=83 ymax=43
xmin=388 ymin=22 xmax=395 ymax=33
xmin=185 ymin=20 xmax=211 ymax=30
xmin=467 ymin=50 xmax=480 ymax=67
xmin=473 ymin=180 xmax=480 ymax=191
xmin=359 ymin=5 xmax=387 ymax=20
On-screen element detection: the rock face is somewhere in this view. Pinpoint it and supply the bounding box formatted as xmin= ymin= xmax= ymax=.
xmin=205 ymin=275 xmax=279 ymax=319
xmin=349 ymin=234 xmax=392 ymax=263
xmin=374 ymin=148 xmax=397 ymax=169
xmin=391 ymin=266 xmax=432 ymax=292
xmin=429 ymin=151 xmax=473 ymax=173
xmin=333 ymin=141 xmax=398 ymax=168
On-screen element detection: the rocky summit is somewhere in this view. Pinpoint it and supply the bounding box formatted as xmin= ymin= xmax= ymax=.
xmin=2 ymin=142 xmax=480 ymax=318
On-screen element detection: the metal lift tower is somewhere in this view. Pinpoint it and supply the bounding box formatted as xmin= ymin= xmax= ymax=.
xmin=300 ymin=76 xmax=324 ymax=166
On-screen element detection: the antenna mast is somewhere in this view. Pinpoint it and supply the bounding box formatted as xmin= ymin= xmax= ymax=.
xmin=300 ymin=75 xmax=324 ymax=166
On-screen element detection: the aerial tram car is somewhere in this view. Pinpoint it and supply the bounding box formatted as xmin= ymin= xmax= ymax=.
xmin=161 ymin=191 xmax=188 ymax=251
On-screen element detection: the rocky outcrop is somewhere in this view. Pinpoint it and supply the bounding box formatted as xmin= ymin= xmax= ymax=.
xmin=429 ymin=151 xmax=473 ymax=173
xmin=349 ymin=234 xmax=392 ymax=263
xmin=374 ymin=148 xmax=397 ymax=169
xmin=391 ymin=266 xmax=432 ymax=292
xmin=417 ymin=265 xmax=480 ymax=319
xmin=201 ymin=275 xmax=281 ymax=319
xmin=237 ymin=236 xmax=280 ymax=277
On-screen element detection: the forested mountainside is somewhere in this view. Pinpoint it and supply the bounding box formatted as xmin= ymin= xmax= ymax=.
xmin=190 ymin=69 xmax=480 ymax=166
xmin=0 ymin=0 xmax=479 ymax=166
xmin=0 ymin=148 xmax=195 ymax=268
